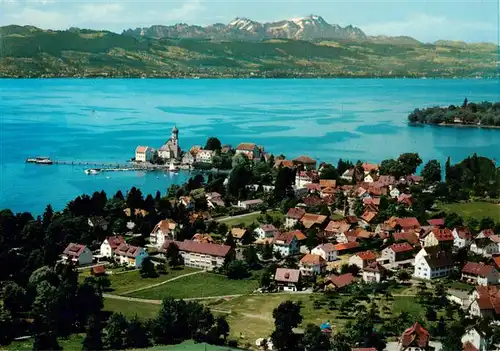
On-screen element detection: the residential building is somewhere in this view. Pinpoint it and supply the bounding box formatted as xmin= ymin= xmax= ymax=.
xmin=87 ymin=216 xmax=108 ymax=231
xmin=319 ymin=179 xmax=336 ymax=189
xmin=299 ymin=254 xmax=327 ymax=276
xmin=348 ymin=250 xmax=377 ymax=269
xmin=396 ymin=217 xmax=421 ymax=232
xmin=469 ymin=286 xmax=500 ymax=319
xmin=206 ymin=192 xmax=225 ymax=208
xmin=191 ymin=234 xmax=215 ymax=244
xmin=324 ymin=273 xmax=356 ymax=290
xmin=157 ymin=125 xmax=181 ymax=160
xmin=399 ymin=322 xmax=431 ymax=350
xmin=62 ymin=243 xmax=93 ymax=266
xmin=285 ymin=208 xmax=306 ymax=228
xmin=423 ymin=228 xmax=454 ymax=248
xmin=115 ymin=244 xmax=148 ymax=268
xmin=221 ymin=144 xmax=232 ymax=154
xmin=275 ymin=268 xmax=301 ymax=292
xmin=181 ymin=151 xmax=195 ymax=165
xmin=362 ymin=162 xmax=379 ymax=175
xmin=461 ymin=328 xmax=488 ymax=351
xmin=427 ymin=218 xmax=445 ymax=227
xmin=461 ymin=262 xmax=499 ymax=286
xmin=237 ymin=199 xmax=263 ymax=210
xmin=293 ymin=155 xmax=317 ymax=168
xmin=341 ymin=169 xmax=354 ymax=182
xmin=470 ymin=235 xmax=500 ymax=257
xmin=100 ymin=236 xmax=126 ymax=258
xmin=176 ymin=240 xmax=232 ymax=271
xmin=135 ymin=146 xmax=154 ymax=162
xmin=150 ymin=219 xmax=177 ymax=248
xmin=311 ymin=243 xmax=337 ymax=262
xmin=300 ymin=213 xmax=328 ymax=229
xmin=390 ymin=187 xmax=401 ymax=198
xmin=274 ymin=159 xmax=294 ymax=168
xmin=254 ymin=224 xmax=278 ymax=240
xmin=273 ymin=230 xmax=306 ymax=257
xmin=360 ymin=210 xmax=377 ymax=226
xmin=381 ymin=243 xmax=414 ymax=263
xmin=363 ymin=262 xmax=386 ymax=283
xmin=413 ymin=247 xmax=455 ymax=280
xmin=195 ymin=149 xmax=215 ymax=163
xmin=334 ymin=242 xmax=360 ymax=255
xmin=453 ymin=227 xmax=474 ymax=249
xmin=324 ymin=221 xmax=351 ymax=241
xmin=231 ymin=227 xmax=249 ymax=243
xmin=295 ymin=171 xmax=317 ymax=188
xmin=393 ymin=230 xmax=420 ymax=246
xmin=235 ymin=143 xmax=260 ymax=160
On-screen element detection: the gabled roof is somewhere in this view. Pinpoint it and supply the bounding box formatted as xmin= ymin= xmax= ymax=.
xmin=274 ymin=159 xmax=294 ymax=168
xmin=152 ymin=219 xmax=177 ymax=234
xmin=236 ymin=143 xmax=257 ymax=151
xmin=462 ymin=262 xmax=496 ymax=277
xmin=319 ymin=179 xmax=336 ymax=188
xmin=274 ymin=230 xmax=306 ymax=245
xmin=231 ymin=227 xmax=247 ymax=239
xmin=431 ymin=228 xmax=454 ymax=242
xmin=301 ymin=213 xmax=328 ymax=228
xmin=423 ymin=248 xmax=454 ymax=269
xmin=104 ymin=236 xmax=126 ymax=250
xmin=326 ymin=273 xmax=355 ymax=288
xmin=325 ymin=220 xmax=349 ymax=232
xmin=115 ymin=244 xmax=144 ymax=258
xmin=314 ymin=243 xmax=337 ymax=253
xmin=135 ymin=145 xmax=149 ymax=153
xmin=293 ymin=155 xmax=317 ymax=165
xmin=178 ymin=240 xmax=232 ymax=257
xmin=355 ymin=250 xmax=377 ymax=261
xmin=427 ymin=218 xmax=445 ymax=226
xmin=389 ymin=242 xmax=414 ymax=253
xmin=393 ymin=231 xmax=420 ymax=245
xmin=191 ymin=233 xmax=215 ymax=244
xmin=362 ymin=162 xmax=379 ymax=172
xmin=361 ymin=210 xmax=377 ymax=223
xmin=300 ymin=254 xmax=326 ymax=265
xmin=275 ymin=268 xmax=300 ymax=283
xmin=400 ymin=322 xmax=430 ymax=348
xmin=363 ymin=261 xmax=386 ymax=273
xmin=454 ymin=227 xmax=473 ymax=239
xmin=462 ymin=342 xmax=479 ymax=351
xmin=334 ymin=241 xmax=360 ymax=252
xmin=63 ymin=243 xmax=87 ymax=257
xmin=286 ymin=207 xmax=306 ymax=220
xmin=396 ymin=217 xmax=421 ymax=229
xmin=475 ymin=286 xmax=500 ymax=314
xmin=259 ymin=224 xmax=277 ymax=232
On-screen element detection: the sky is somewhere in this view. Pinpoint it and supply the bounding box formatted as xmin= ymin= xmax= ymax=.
xmin=0 ymin=0 xmax=499 ymax=43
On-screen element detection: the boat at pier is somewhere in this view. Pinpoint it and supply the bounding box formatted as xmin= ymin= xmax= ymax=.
xmin=84 ymin=168 xmax=101 ymax=175
xmin=26 ymin=156 xmax=53 ymax=164
xmin=169 ymin=161 xmax=179 ymax=174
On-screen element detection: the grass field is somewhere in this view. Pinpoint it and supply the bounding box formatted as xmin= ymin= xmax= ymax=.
xmin=439 ymin=201 xmax=500 ymax=221
xmin=126 ymin=273 xmax=259 ymax=300
xmin=219 ymin=210 xmax=283 ymax=227
xmin=102 ymin=267 xmax=199 ymax=295
xmin=6 ymin=334 xmax=85 ymax=351
xmin=103 ymin=297 xmax=161 ymax=319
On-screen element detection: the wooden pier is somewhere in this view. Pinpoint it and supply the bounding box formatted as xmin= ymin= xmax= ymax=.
xmin=52 ymin=160 xmax=136 ymax=168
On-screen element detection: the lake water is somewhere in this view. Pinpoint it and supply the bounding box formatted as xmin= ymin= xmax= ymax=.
xmin=1 ymin=78 xmax=500 ymax=214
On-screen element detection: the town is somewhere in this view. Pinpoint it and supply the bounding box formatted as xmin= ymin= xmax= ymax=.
xmin=1 ymin=133 xmax=500 ymax=351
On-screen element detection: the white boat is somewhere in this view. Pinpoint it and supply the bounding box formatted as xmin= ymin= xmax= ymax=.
xmin=84 ymin=168 xmax=101 ymax=175
xmin=169 ymin=161 xmax=179 ymax=173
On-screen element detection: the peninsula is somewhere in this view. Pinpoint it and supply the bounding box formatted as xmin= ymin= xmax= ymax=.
xmin=408 ymin=99 xmax=500 ymax=127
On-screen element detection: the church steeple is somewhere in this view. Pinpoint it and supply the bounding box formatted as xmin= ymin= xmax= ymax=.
xmin=171 ymin=124 xmax=178 ymax=141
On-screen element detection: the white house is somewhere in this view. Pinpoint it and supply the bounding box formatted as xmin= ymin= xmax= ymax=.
xmin=115 ymin=244 xmax=149 ymax=268
xmin=135 ymin=146 xmax=154 ymax=162
xmin=413 ymin=247 xmax=455 ymax=280
xmin=62 ymin=243 xmax=93 ymax=266
xmin=362 ymin=262 xmax=386 ymax=283
xmin=295 ymin=171 xmax=316 ymax=188
xmin=461 ymin=328 xmax=488 ymax=351
xmin=275 ymin=268 xmax=301 ymax=292
xmin=177 ymin=240 xmax=232 ymax=271
xmin=285 ymin=208 xmax=306 ymax=229
xmin=196 ymin=149 xmax=215 ymax=164
xmin=237 ymin=199 xmax=264 ymax=210
xmin=99 ymin=236 xmax=126 ymax=258
xmin=470 ymin=235 xmax=500 ymax=257
xmin=254 ymin=224 xmax=278 ymax=240
xmin=348 ymin=250 xmax=377 ymax=270
xmin=273 ymin=231 xmax=305 ymax=257
xmin=453 ymin=227 xmax=474 ymax=249
xmin=311 ymin=243 xmax=337 ymax=262
xmin=468 ymin=286 xmax=500 ymax=319
xmin=381 ymin=243 xmax=414 ymax=263
xmin=235 ymin=143 xmax=260 ymax=160
xmin=299 ymin=254 xmax=326 ymax=276
xmin=340 ymin=169 xmax=354 ymax=182
xmin=150 ymin=219 xmax=177 ymax=248
xmin=363 ymin=174 xmax=376 ymax=183
xmin=389 ymin=187 xmax=401 ymax=199
xmin=182 ymin=152 xmax=195 ymax=165
xmin=461 ymin=262 xmax=499 ymax=286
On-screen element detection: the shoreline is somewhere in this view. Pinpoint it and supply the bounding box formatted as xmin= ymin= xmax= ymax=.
xmin=409 ymin=122 xmax=500 ymax=130
xmin=1 ymin=76 xmax=498 ymax=80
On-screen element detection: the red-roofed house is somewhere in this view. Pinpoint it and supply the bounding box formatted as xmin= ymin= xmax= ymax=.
xmin=285 ymin=208 xmax=306 ymax=228
xmin=311 ymin=243 xmax=338 ymax=262
xmin=381 ymin=243 xmax=414 ymax=263
xmin=360 ymin=210 xmax=378 ymax=226
xmin=427 ymin=218 xmax=445 ymax=227
xmin=453 ymin=227 xmax=474 ymax=249
xmin=362 ymin=162 xmax=379 ymax=174
xmin=115 ymin=244 xmax=149 ymax=268
xmin=100 ymin=236 xmax=126 ymax=258
xmin=334 ymin=241 xmax=360 ymax=254
xmin=177 ymin=240 xmax=232 ymax=270
xmin=235 ymin=143 xmax=260 ymax=160
xmin=393 ymin=230 xmax=420 ymax=246
xmin=349 ymin=250 xmax=377 ymax=269
xmin=423 ymin=228 xmax=454 ymax=248
xmin=362 ymin=262 xmax=386 ymax=283
xmin=150 ymin=219 xmax=177 ymax=248
xmin=275 ymin=268 xmax=301 ymax=292
xmin=470 ymin=234 xmax=500 ymax=257
xmin=254 ymin=224 xmax=278 ymax=240
xmin=62 ymin=243 xmax=93 ymax=266
xmin=461 ymin=262 xmax=499 ymax=286
xmin=396 ymin=217 xmax=421 ymax=232
xmin=469 ymin=286 xmax=500 ymax=319
xmin=293 ymin=155 xmax=317 ymax=168
xmin=399 ymin=322 xmax=430 ymax=350
xmin=135 ymin=146 xmax=153 ymax=162
xmin=299 ymin=254 xmax=327 ymax=276
xmin=324 ymin=273 xmax=356 ymax=290
xmin=273 ymin=231 xmax=306 ymax=257
xmin=300 ymin=213 xmax=328 ymax=229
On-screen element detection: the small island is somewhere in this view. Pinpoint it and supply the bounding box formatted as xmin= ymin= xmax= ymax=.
xmin=408 ymin=99 xmax=500 ymax=127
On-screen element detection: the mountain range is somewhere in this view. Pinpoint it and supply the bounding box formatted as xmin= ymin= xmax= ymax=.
xmin=122 ymin=15 xmax=417 ymax=44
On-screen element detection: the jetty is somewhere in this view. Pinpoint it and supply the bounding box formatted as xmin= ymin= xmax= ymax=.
xmin=25 ymin=158 xmax=175 ymax=172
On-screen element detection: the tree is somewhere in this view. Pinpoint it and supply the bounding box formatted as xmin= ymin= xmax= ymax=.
xmin=42 ymin=204 xmax=54 ymax=229
xmin=319 ymin=164 xmax=338 ymax=180
xmin=398 ymin=153 xmax=423 ymax=175
xmin=0 ymin=306 xmax=13 ymax=346
xmin=480 ymin=217 xmax=495 ymax=230
xmin=425 ymin=306 xmax=437 ymax=321
xmin=271 ymin=301 xmax=303 ymax=351
xmin=205 ymin=137 xmax=222 ymax=152
xmin=224 ymin=232 xmax=236 ymax=249
xmin=421 ymin=160 xmax=441 ymax=183
xmin=353 ymin=198 xmax=364 ymax=217
xmin=103 ymin=313 xmax=129 ymax=350
xmin=82 ymin=315 xmax=103 ymax=351
xmin=260 ymin=271 xmax=272 ymax=289
xmin=274 ymin=166 xmax=296 ymax=200
xmin=139 ymin=257 xmax=158 ymax=278
xmin=126 ymin=315 xmax=150 ymax=348
xmin=243 ymin=246 xmax=260 ymax=270
xmin=396 ymin=270 xmax=411 ymax=283
xmin=32 ymin=332 xmax=61 ymax=351
xmin=166 ymin=242 xmax=183 ymax=268
xmin=330 ymin=332 xmax=351 ymax=351
xmin=445 ymin=212 xmax=463 ymax=229
xmin=262 ymin=242 xmax=274 ymax=260
xmin=1 ymin=281 xmax=26 ymax=314
xmin=226 ymin=260 xmax=250 ymax=280
xmin=379 ymin=159 xmax=405 ymax=179
xmin=301 ymin=324 xmax=331 ymax=351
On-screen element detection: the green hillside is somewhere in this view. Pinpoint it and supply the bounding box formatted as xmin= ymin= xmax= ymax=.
xmin=0 ymin=25 xmax=498 ymax=78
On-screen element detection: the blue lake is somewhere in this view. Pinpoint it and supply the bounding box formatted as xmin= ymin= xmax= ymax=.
xmin=1 ymin=78 xmax=499 ymax=214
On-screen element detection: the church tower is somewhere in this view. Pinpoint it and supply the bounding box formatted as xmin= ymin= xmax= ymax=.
xmin=171 ymin=125 xmax=179 ymax=159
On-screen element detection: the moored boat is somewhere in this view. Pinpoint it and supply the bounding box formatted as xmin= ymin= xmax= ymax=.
xmin=26 ymin=156 xmax=53 ymax=164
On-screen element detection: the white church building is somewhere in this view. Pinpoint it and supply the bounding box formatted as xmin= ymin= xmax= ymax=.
xmin=158 ymin=125 xmax=181 ymax=160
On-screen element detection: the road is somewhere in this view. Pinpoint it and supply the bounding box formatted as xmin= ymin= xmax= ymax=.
xmin=217 ymin=211 xmax=261 ymax=223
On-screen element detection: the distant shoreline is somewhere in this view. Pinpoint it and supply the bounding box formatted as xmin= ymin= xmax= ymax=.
xmin=409 ymin=122 xmax=500 ymax=130
xmin=0 ymin=76 xmax=498 ymax=80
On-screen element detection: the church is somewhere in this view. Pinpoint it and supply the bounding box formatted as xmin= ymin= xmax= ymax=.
xmin=158 ymin=125 xmax=181 ymax=160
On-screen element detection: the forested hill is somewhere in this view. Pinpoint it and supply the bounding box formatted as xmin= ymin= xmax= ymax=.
xmin=0 ymin=25 xmax=498 ymax=78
